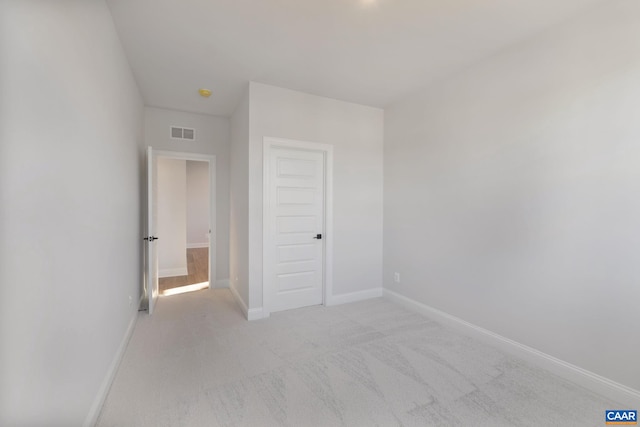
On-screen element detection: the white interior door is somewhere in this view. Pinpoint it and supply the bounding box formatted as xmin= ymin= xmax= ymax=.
xmin=267 ymin=147 xmax=325 ymax=313
xmin=146 ymin=147 xmax=159 ymax=314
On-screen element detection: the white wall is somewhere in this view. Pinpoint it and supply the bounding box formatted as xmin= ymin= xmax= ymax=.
xmin=384 ymin=0 xmax=640 ymax=392
xmin=144 ymin=107 xmax=229 ymax=281
xmin=157 ymin=158 xmax=187 ymax=277
xmin=229 ymin=88 xmax=251 ymax=306
xmin=0 ymin=0 xmax=144 ymax=424
xmin=186 ymin=161 xmax=210 ymax=248
xmin=248 ymin=82 xmax=384 ymax=311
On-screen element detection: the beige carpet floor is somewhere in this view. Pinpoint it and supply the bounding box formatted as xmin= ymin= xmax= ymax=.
xmin=97 ymin=289 xmax=620 ymax=426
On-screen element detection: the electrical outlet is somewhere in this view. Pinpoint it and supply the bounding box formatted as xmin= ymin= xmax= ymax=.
xmin=129 ymin=295 xmax=133 ymax=306
xmin=394 ymin=272 xmax=400 ymax=283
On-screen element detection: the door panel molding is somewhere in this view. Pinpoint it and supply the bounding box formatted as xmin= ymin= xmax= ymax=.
xmin=263 ymin=137 xmax=334 ymax=317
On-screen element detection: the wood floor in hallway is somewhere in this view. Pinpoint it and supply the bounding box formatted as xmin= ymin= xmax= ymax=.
xmin=159 ymin=247 xmax=209 ymax=293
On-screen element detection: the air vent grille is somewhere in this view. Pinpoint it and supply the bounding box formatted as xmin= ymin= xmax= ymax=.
xmin=170 ymin=126 xmax=196 ymax=141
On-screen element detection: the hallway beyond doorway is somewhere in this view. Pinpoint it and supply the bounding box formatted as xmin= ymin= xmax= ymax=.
xmin=159 ymin=248 xmax=209 ymax=295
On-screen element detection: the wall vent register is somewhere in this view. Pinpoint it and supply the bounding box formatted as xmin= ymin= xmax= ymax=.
xmin=170 ymin=126 xmax=196 ymax=140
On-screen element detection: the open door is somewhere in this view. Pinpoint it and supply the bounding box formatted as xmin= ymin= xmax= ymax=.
xmin=145 ymin=146 xmax=159 ymax=314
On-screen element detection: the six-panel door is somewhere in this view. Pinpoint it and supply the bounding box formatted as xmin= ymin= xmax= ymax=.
xmin=267 ymin=147 xmax=325 ymax=313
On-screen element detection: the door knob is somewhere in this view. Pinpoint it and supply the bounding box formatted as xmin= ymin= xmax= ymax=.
xmin=313 ymin=234 xmax=322 ymax=240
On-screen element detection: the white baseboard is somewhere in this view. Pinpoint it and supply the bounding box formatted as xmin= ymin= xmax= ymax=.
xmin=247 ymin=307 xmax=265 ymax=321
xmin=237 ymin=288 xmax=383 ymax=322
xmin=158 ymin=267 xmax=188 ymax=278
xmin=84 ymin=311 xmax=137 ymax=427
xmin=228 ymin=282 xmax=265 ymax=321
xmin=383 ymin=289 xmax=640 ymax=408
xmin=215 ymin=278 xmax=230 ymax=289
xmin=328 ymin=287 xmax=382 ymax=306
xmin=229 ymin=282 xmax=249 ymax=319
xmin=187 ymin=242 xmax=209 ymax=249
xmin=231 ymin=287 xmax=384 ymax=320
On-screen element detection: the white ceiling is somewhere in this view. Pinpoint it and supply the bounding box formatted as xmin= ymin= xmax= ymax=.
xmin=107 ymin=0 xmax=603 ymax=117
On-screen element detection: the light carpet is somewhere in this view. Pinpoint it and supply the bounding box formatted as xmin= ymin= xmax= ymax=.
xmin=96 ymin=289 xmax=620 ymax=426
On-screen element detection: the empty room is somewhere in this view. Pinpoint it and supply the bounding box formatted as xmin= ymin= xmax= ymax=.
xmin=1 ymin=0 xmax=639 ymax=426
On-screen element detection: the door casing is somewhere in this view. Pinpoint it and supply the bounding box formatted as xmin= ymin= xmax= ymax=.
xmin=262 ymin=137 xmax=333 ymax=317
xmin=145 ymin=149 xmax=217 ymax=311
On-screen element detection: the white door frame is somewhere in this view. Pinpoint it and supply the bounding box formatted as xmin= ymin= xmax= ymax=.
xmin=262 ymin=137 xmax=333 ymax=317
xmin=154 ymin=149 xmax=217 ymax=292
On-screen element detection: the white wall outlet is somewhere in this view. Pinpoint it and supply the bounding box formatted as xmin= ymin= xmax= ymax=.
xmin=394 ymin=272 xmax=400 ymax=283
xmin=128 ymin=295 xmax=133 ymax=306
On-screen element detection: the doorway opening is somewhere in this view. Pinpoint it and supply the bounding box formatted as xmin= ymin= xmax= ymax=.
xmin=157 ymin=158 xmax=211 ymax=297
xmin=145 ymin=149 xmax=217 ymax=313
